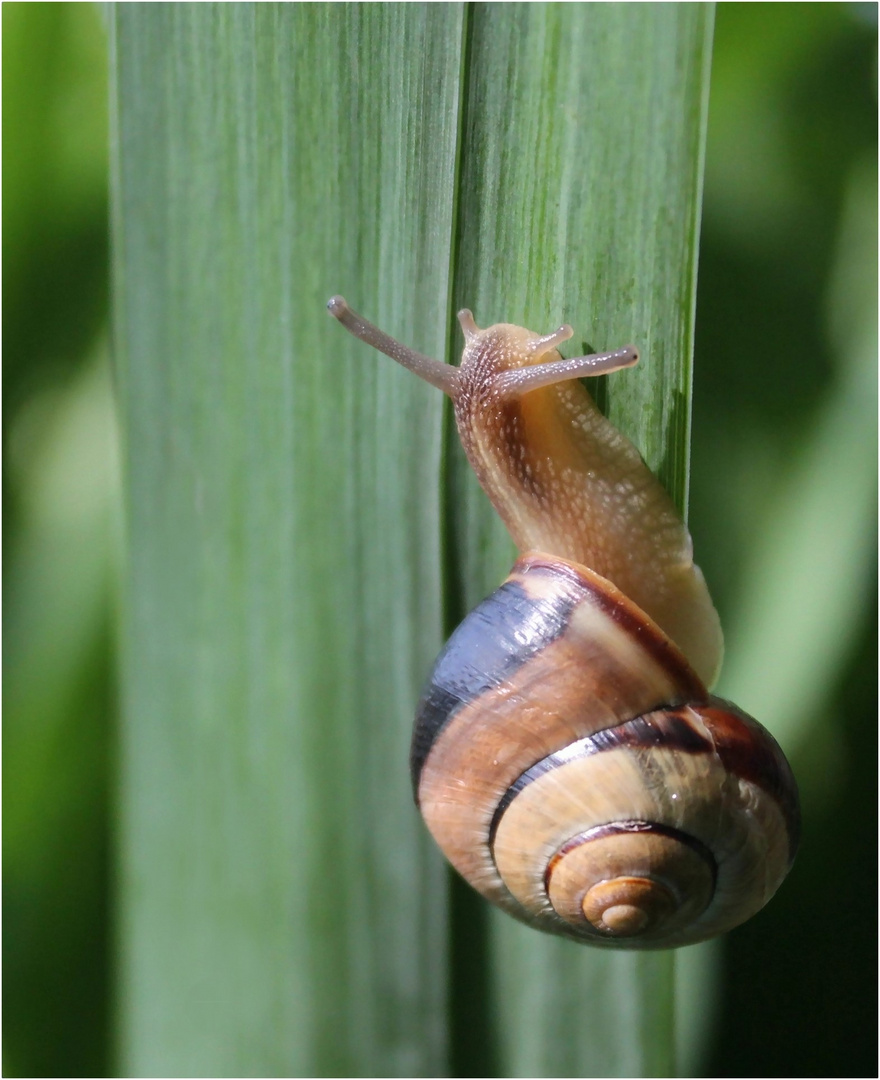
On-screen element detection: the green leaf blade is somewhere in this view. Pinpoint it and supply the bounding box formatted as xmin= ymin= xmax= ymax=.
xmin=448 ymin=5 xmax=714 ymax=1077
xmin=112 ymin=4 xmax=464 ymax=1075
xmin=112 ymin=4 xmax=714 ymax=1076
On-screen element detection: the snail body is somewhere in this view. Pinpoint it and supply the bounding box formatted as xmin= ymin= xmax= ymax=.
xmin=327 ymin=296 xmax=799 ymax=948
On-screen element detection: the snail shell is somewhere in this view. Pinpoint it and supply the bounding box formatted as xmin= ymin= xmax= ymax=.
xmin=327 ymin=296 xmax=800 ymax=948
xmin=412 ymin=554 xmax=798 ymax=947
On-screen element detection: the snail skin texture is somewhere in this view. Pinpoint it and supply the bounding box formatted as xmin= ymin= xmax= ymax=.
xmin=327 ymin=295 xmax=800 ymax=949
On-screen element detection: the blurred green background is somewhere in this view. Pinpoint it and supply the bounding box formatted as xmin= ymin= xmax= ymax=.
xmin=3 ymin=3 xmax=876 ymax=1077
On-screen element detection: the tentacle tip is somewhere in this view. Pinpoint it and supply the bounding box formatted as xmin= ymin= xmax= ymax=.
xmin=624 ymin=345 xmax=640 ymax=365
xmin=458 ymin=308 xmax=479 ymax=339
xmin=327 ymin=295 xmax=348 ymax=318
xmin=527 ymin=322 xmax=574 ymax=355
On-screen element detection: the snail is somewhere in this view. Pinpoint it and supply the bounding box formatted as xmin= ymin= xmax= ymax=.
xmin=327 ymin=295 xmax=799 ymax=949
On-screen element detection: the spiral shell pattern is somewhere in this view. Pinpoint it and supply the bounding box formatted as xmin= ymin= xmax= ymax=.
xmin=411 ymin=554 xmax=799 ymax=949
